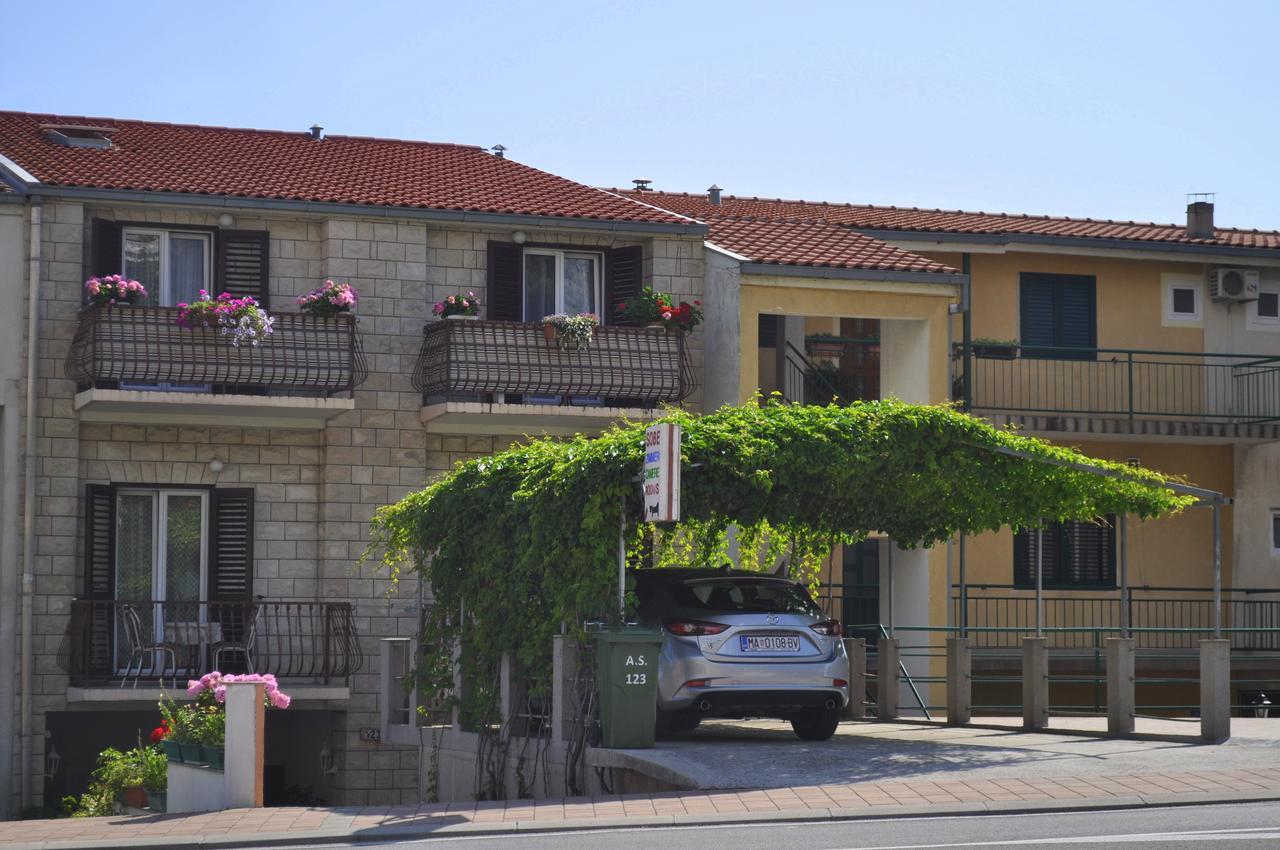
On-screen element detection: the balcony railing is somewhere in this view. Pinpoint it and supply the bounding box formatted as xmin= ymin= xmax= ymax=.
xmin=65 ymin=305 xmax=367 ymax=396
xmin=66 ymin=600 xmax=364 ymax=685
xmin=950 ymin=587 xmax=1280 ymax=650
xmin=958 ymin=344 xmax=1280 ymax=424
xmin=413 ymin=319 xmax=695 ymax=405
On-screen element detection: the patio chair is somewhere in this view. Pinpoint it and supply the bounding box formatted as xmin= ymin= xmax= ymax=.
xmin=211 ymin=604 xmax=260 ymax=673
xmin=119 ymin=604 xmax=179 ymax=688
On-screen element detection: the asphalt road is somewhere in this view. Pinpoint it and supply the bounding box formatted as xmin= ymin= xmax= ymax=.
xmin=270 ymin=802 xmax=1280 ymax=850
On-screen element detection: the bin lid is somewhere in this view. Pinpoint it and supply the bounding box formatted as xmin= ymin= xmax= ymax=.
xmin=591 ymin=626 xmax=663 ymax=643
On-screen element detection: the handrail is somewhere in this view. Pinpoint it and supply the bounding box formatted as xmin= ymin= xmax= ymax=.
xmin=957 ymin=342 xmax=1280 ymax=361
xmin=784 ymin=341 xmax=848 ymax=405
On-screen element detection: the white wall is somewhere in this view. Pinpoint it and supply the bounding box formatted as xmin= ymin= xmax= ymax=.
xmin=702 ymin=249 xmax=742 ymax=412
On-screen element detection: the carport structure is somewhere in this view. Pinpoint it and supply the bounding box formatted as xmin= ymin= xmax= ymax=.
xmin=369 ymin=400 xmax=1216 ymax=793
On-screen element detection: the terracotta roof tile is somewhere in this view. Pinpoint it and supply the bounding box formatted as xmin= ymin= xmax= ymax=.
xmin=0 ymin=112 xmax=692 ymax=225
xmin=623 ymin=190 xmax=1280 ymax=251
xmin=705 ymin=217 xmax=958 ymax=275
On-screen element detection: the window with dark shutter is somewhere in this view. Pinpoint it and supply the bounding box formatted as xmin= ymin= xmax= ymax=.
xmin=1014 ymin=516 xmax=1116 ymax=588
xmin=90 ymin=218 xmax=122 ymax=281
xmin=82 ymin=483 xmax=117 ymax=676
xmin=208 ymin=488 xmax=255 ymax=601
xmin=487 ymin=241 xmax=523 ymax=321
xmin=1020 ymin=273 xmax=1096 ymax=360
xmin=758 ymin=314 xmax=779 ymax=348
xmin=605 ymin=245 xmax=644 ymax=325
xmin=216 ymin=230 xmax=270 ymax=307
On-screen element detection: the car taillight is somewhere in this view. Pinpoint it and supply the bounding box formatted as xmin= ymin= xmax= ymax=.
xmin=664 ymin=619 xmax=728 ymax=636
xmin=810 ymin=619 xmax=842 ymax=636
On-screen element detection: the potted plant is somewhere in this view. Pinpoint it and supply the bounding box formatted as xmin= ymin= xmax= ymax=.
xmin=158 ymin=696 xmax=202 ymax=763
xmin=617 ymin=288 xmax=702 ymax=332
xmin=541 ymin=313 xmax=566 ymax=341
xmin=150 ymin=717 xmax=181 ymax=763
xmin=140 ymin=746 xmax=167 ymax=813
xmin=968 ymin=337 xmax=1020 ymax=359
xmin=805 ymin=333 xmax=845 ymax=360
xmin=296 ymin=279 xmax=359 ymax=316
xmin=92 ymin=747 xmax=149 ymax=809
xmin=433 ymin=292 xmax=480 ymax=319
xmin=542 ymin=312 xmax=600 ymax=350
xmin=175 ymin=290 xmax=276 ymax=348
xmin=84 ymin=274 xmax=147 ymax=307
xmin=195 ymin=706 xmax=226 ymax=770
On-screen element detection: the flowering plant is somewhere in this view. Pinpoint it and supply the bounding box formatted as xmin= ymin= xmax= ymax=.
xmin=84 ymin=274 xmax=147 ymax=306
xmin=176 ymin=290 xmax=276 ymax=348
xmin=542 ymin=312 xmax=600 ymax=350
xmin=616 ymin=287 xmax=702 ymax=332
xmin=297 ymin=279 xmax=358 ymax=317
xmin=433 ymin=291 xmax=480 ymax=318
xmin=158 ymin=671 xmax=292 ymax=750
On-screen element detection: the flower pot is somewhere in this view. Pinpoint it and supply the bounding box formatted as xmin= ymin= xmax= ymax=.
xmin=146 ymin=790 xmax=167 ymax=813
xmin=972 ymin=344 xmax=1018 ymax=360
xmin=445 ymin=314 xmax=479 ymax=320
xmin=806 ymin=341 xmax=844 ymax=359
xmin=204 ymin=745 xmax=226 ymax=771
xmin=119 ymin=787 xmax=148 ymax=809
xmin=178 ymin=742 xmax=206 ymax=765
xmin=161 ymin=740 xmax=183 ymax=763
xmin=543 ymin=323 xmax=556 ymax=341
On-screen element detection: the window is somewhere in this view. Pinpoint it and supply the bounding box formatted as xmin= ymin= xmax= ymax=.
xmin=1271 ymin=510 xmax=1280 ymax=555
xmin=1162 ymin=274 xmax=1203 ymax=326
xmin=1013 ymin=517 xmax=1116 ymax=589
xmin=522 ymin=249 xmax=601 ymax=321
xmin=121 ymin=227 xmax=212 ymax=306
xmin=1020 ymin=273 xmax=1097 ymax=360
xmin=1250 ymin=285 xmax=1280 ymax=331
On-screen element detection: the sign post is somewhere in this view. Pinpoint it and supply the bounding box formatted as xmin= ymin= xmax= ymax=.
xmin=642 ymin=423 xmax=681 ymax=524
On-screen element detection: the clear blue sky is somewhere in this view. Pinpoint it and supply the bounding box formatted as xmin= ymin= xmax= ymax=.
xmin=5 ymin=1 xmax=1279 ymax=229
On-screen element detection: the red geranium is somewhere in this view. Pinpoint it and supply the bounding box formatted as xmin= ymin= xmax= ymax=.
xmin=149 ymin=720 xmax=170 ymax=744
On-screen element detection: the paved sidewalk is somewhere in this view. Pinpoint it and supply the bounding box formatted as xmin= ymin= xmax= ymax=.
xmin=3 ymin=766 xmax=1280 ymax=849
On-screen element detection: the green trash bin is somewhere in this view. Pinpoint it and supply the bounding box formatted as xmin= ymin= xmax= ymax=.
xmin=594 ymin=626 xmax=664 ymax=749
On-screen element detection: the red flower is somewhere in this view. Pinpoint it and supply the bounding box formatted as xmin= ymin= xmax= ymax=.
xmin=149 ymin=725 xmax=167 ymax=744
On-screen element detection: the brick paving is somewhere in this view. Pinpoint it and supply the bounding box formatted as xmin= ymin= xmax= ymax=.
xmin=3 ymin=768 xmax=1279 ymax=848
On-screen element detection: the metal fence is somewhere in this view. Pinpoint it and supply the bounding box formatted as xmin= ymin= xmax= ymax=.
xmin=67 ymin=599 xmax=363 ymax=685
xmin=959 ymin=344 xmax=1280 ymax=423
xmin=413 ymin=319 xmax=695 ymax=404
xmin=65 ymin=305 xmax=367 ymax=396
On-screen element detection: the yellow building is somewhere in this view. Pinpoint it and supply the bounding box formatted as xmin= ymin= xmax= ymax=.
xmin=632 ymin=188 xmax=1280 ymax=715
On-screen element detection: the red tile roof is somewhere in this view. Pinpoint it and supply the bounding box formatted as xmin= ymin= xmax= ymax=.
xmin=623 ymin=191 xmax=1280 ymax=251
xmin=0 ymin=112 xmax=694 ymax=226
xmin=705 ymin=217 xmax=958 ymax=274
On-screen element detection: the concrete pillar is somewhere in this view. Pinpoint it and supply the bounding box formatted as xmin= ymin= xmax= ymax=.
xmin=878 ymin=638 xmax=900 ymax=720
xmin=1106 ymin=638 xmax=1135 ymax=737
xmin=844 ymin=637 xmax=866 ymax=719
xmin=224 ymin=682 xmax=265 ymax=809
xmin=946 ymin=638 xmax=971 ymax=725
xmin=551 ymin=635 xmax=579 ymax=745
xmin=1022 ymin=637 xmax=1049 ymax=730
xmin=1200 ymin=639 xmax=1232 ymax=743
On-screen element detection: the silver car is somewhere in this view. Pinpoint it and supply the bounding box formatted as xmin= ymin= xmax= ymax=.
xmin=633 ymin=569 xmax=850 ymax=740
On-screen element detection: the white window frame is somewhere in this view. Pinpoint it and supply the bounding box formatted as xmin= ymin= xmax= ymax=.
xmin=1248 ymin=283 xmax=1280 ymax=332
xmin=521 ymin=248 xmax=604 ymax=321
xmin=1162 ymin=274 xmax=1203 ymax=326
xmin=114 ymin=488 xmax=210 ymax=605
xmin=120 ymin=227 xmax=213 ymax=306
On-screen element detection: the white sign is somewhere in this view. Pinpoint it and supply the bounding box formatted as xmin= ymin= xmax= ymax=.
xmin=642 ymin=423 xmax=681 ymax=523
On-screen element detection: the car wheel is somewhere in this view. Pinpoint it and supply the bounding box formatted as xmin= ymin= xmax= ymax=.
xmin=656 ymin=709 xmax=701 ymax=738
xmin=790 ymin=706 xmax=840 ymax=741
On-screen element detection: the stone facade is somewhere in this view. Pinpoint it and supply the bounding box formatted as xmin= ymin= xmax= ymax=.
xmin=8 ymin=197 xmax=704 ymax=809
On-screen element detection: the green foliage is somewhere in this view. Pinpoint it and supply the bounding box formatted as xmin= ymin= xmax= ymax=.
xmin=193 ymin=707 xmax=225 ymax=748
xmin=365 ymin=400 xmax=1194 ymax=722
xmin=159 ymin=696 xmax=194 ymax=744
xmin=68 ymin=745 xmax=166 ymax=816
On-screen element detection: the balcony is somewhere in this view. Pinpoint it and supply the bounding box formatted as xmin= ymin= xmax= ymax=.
xmin=959 ymin=345 xmax=1280 ymax=439
xmin=65 ymin=599 xmax=363 ymax=700
xmin=64 ymin=305 xmax=367 ymax=428
xmin=413 ymin=319 xmax=695 ymax=435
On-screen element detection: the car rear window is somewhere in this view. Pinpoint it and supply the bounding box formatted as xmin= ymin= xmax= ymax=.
xmin=669 ymin=579 xmax=821 ymax=615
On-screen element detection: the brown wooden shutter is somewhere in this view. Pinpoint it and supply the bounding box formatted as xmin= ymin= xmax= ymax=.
xmin=605 ymin=245 xmax=644 ymax=325
xmin=81 ymin=483 xmax=117 ymax=678
xmin=216 ymin=230 xmax=270 ymax=307
xmin=487 ymin=241 xmax=523 ymax=321
xmin=90 ymin=218 xmax=122 ymax=279
xmin=208 ymin=488 xmax=255 ymax=601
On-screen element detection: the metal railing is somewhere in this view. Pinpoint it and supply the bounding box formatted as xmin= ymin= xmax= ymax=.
xmin=413 ymin=319 xmax=695 ymax=405
xmin=67 ymin=599 xmax=364 ymax=685
xmin=65 ymin=305 xmax=367 ymax=396
xmin=951 ymin=587 xmax=1280 ymax=650
xmin=958 ymin=344 xmax=1280 ymax=423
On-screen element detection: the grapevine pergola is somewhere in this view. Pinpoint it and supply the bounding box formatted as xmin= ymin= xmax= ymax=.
xmin=367 ymin=400 xmax=1201 ymax=705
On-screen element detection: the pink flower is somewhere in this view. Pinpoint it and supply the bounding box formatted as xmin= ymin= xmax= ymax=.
xmin=447 ymin=296 xmax=456 ymax=304
xmin=661 ymin=311 xmax=673 ymax=320
xmin=186 ymin=679 xmax=203 ymax=697
xmin=213 ymin=685 xmax=227 ymax=703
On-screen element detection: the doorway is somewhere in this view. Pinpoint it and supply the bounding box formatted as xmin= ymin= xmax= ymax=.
xmin=841 ymin=539 xmax=881 ymax=646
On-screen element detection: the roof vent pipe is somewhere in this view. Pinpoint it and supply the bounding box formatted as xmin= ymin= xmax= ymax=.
xmin=708 ymin=184 xmax=722 ymax=205
xmin=632 ymin=179 xmax=652 ymax=193
xmin=1186 ymin=193 xmax=1215 ymax=239
xmin=309 ymin=124 xmax=324 ymax=140
xmin=491 ymin=144 xmax=507 ymax=158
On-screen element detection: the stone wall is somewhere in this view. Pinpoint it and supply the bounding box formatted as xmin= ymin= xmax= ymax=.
xmin=16 ymin=199 xmax=705 ymax=807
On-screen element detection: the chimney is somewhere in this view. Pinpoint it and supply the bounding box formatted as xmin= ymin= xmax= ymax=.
xmin=1186 ymin=193 xmax=1215 ymax=239
xmin=707 ymin=184 xmax=722 ymax=205
xmin=632 ymin=178 xmax=652 ymax=193
xmin=491 ymin=144 xmax=507 ymax=158
xmin=309 ymin=124 xmax=324 ymax=141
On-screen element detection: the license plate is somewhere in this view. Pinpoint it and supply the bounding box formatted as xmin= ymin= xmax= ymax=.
xmin=739 ymin=635 xmax=801 ymax=652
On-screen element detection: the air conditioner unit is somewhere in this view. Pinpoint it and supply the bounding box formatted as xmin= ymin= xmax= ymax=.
xmin=1208 ymin=267 xmax=1260 ymax=302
